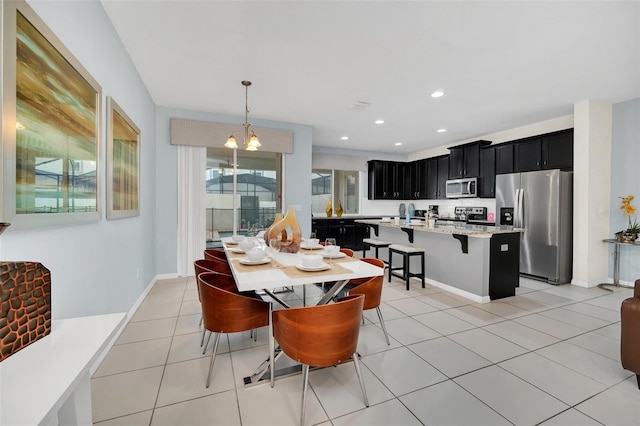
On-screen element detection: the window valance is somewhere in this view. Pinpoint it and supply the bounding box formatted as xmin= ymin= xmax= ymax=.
xmin=312 ymin=153 xmax=368 ymax=171
xmin=170 ymin=118 xmax=294 ymax=154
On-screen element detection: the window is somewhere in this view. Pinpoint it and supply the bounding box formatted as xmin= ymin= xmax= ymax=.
xmin=311 ymin=169 xmax=360 ymax=215
xmin=205 ymin=148 xmax=282 ymax=241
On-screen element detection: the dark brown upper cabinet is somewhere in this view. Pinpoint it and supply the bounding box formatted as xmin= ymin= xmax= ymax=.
xmin=408 ymin=159 xmax=428 ymax=199
xmin=448 ymin=140 xmax=492 ymax=179
xmin=479 ymin=146 xmax=496 ymax=198
xmin=514 ymin=129 xmax=573 ymax=172
xmin=495 ymin=143 xmax=514 ymax=174
xmin=367 ymin=160 xmax=407 ymax=200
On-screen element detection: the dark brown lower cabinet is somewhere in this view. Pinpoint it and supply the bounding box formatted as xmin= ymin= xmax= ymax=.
xmin=311 ymin=218 xmax=371 ymax=251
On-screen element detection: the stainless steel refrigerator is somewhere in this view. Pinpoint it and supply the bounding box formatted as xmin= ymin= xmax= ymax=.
xmin=495 ymin=169 xmax=573 ymax=284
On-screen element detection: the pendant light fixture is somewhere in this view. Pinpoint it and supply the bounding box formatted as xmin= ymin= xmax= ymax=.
xmin=225 ymin=80 xmax=261 ymax=151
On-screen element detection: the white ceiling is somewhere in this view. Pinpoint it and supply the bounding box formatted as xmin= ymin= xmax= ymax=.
xmin=101 ymin=1 xmax=640 ymax=154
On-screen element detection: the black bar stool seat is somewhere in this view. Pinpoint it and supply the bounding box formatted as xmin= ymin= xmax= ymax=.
xmin=388 ymin=244 xmax=425 ymax=290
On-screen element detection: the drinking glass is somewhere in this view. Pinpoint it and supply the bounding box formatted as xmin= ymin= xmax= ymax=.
xmin=269 ymin=238 xmax=281 ymax=268
xmin=324 ymin=238 xmax=336 ymax=267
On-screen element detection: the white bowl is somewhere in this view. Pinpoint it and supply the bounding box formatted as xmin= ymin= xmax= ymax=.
xmin=239 ymin=239 xmax=255 ymax=252
xmin=246 ymin=247 xmax=265 ymax=262
xmin=325 ymin=245 xmax=340 ymax=254
xmin=231 ymin=235 xmax=244 ymax=243
xmin=301 ymin=254 xmax=323 ymax=268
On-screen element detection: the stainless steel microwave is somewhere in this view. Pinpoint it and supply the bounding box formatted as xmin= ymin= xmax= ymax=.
xmin=445 ymin=177 xmax=478 ymax=198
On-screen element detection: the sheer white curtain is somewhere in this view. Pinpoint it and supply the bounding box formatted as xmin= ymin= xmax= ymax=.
xmin=177 ymin=145 xmax=206 ymax=276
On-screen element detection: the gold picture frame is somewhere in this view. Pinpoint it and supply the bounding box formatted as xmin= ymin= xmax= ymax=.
xmin=106 ymin=97 xmax=140 ymax=219
xmin=1 ymin=0 xmax=102 ymax=229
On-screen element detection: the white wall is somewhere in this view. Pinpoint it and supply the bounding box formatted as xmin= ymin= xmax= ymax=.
xmin=610 ymin=98 xmax=640 ymax=283
xmin=0 ymin=0 xmax=157 ymax=319
xmin=573 ymin=100 xmax=612 ymax=287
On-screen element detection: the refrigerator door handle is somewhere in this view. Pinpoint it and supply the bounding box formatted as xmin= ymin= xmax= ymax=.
xmin=513 ymin=189 xmax=519 ymax=228
xmin=517 ymin=188 xmax=525 ymax=228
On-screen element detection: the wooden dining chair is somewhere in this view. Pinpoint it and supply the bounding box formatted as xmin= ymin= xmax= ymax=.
xmin=271 ymin=294 xmax=368 ymax=426
xmin=194 ymin=259 xmax=234 ymax=287
xmin=198 ymin=272 xmax=270 ymax=388
xmin=204 ymin=249 xmax=228 ymax=263
xmin=193 ymin=260 xmax=237 ymax=347
xmin=342 ymin=258 xmax=390 ymax=345
xmin=195 ymin=257 xmax=232 ymax=275
xmin=340 ymin=248 xmax=355 ymax=257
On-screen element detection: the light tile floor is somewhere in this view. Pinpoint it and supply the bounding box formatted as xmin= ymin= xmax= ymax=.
xmin=91 ymin=275 xmax=640 ymax=425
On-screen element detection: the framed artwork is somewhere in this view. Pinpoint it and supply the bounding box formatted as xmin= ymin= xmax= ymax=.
xmin=1 ymin=0 xmax=102 ymax=229
xmin=106 ymin=97 xmax=140 ymax=219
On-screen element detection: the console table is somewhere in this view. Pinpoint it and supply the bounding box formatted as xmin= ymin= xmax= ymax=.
xmin=0 ymin=312 xmax=126 ymax=425
xmin=598 ymin=238 xmax=640 ymax=291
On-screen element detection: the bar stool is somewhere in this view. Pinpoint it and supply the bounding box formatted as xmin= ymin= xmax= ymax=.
xmin=388 ymin=244 xmax=425 ymax=290
xmin=362 ymin=238 xmax=391 ymax=262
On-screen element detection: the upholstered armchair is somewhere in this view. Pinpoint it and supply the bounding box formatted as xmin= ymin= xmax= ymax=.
xmin=621 ymin=279 xmax=640 ymax=389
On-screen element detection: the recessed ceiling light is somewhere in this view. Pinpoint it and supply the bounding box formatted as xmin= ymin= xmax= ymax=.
xmin=341 ymin=136 xmax=349 ymax=140
xmin=437 ymin=128 xmax=447 ymax=133
xmin=394 ymin=142 xmax=402 ymax=146
xmin=375 ymin=119 xmax=384 ymax=124
xmin=431 ymin=90 xmax=445 ymax=98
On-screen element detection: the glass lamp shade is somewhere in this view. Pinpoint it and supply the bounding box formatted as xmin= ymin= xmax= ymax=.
xmin=248 ymin=132 xmax=261 ymax=148
xmin=246 ymin=144 xmax=258 ymax=152
xmin=225 ymin=135 xmax=238 ymax=149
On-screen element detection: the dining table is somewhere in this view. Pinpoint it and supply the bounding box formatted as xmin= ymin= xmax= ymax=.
xmin=220 ymin=237 xmax=385 ymax=386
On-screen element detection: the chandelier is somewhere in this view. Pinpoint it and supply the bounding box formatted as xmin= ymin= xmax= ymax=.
xmin=224 ymin=80 xmax=261 ymax=151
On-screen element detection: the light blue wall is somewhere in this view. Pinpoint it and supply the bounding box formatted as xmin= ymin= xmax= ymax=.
xmin=154 ymin=107 xmax=313 ymax=274
xmin=0 ymin=0 xmax=157 ymax=319
xmin=610 ymin=98 xmax=640 ymax=282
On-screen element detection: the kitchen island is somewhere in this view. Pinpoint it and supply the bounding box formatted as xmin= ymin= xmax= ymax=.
xmin=356 ymin=219 xmax=523 ymax=302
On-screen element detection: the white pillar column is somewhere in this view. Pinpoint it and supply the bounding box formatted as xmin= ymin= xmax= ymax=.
xmin=572 ymin=100 xmax=612 ymax=287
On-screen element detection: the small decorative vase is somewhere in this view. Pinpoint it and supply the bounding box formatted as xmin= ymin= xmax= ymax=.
xmin=268 ymin=205 xmax=301 ymax=253
xmin=336 ymin=200 xmax=343 ymax=217
xmin=399 ymin=203 xmax=406 ymax=217
xmin=264 ymin=213 xmax=283 ymax=245
xmin=621 ymin=231 xmax=638 ymax=243
xmin=408 ymin=203 xmax=415 ymax=217
xmin=326 ymin=199 xmax=333 ymax=217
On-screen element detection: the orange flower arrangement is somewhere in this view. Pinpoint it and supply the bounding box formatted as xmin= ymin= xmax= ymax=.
xmin=620 ymin=195 xmax=639 ymax=233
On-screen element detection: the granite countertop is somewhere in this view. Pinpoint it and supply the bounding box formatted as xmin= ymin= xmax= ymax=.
xmin=356 ymin=219 xmax=522 ymax=238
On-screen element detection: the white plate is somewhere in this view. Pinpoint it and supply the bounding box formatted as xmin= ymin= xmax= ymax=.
xmin=231 ymin=248 xmax=246 ymax=254
xmin=296 ymin=263 xmax=330 ymax=272
xmin=322 ymin=251 xmax=346 ymax=259
xmin=301 ymin=244 xmax=323 ymax=250
xmin=239 ymin=257 xmax=271 ymax=265
xmin=224 ymin=239 xmax=239 ymax=246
